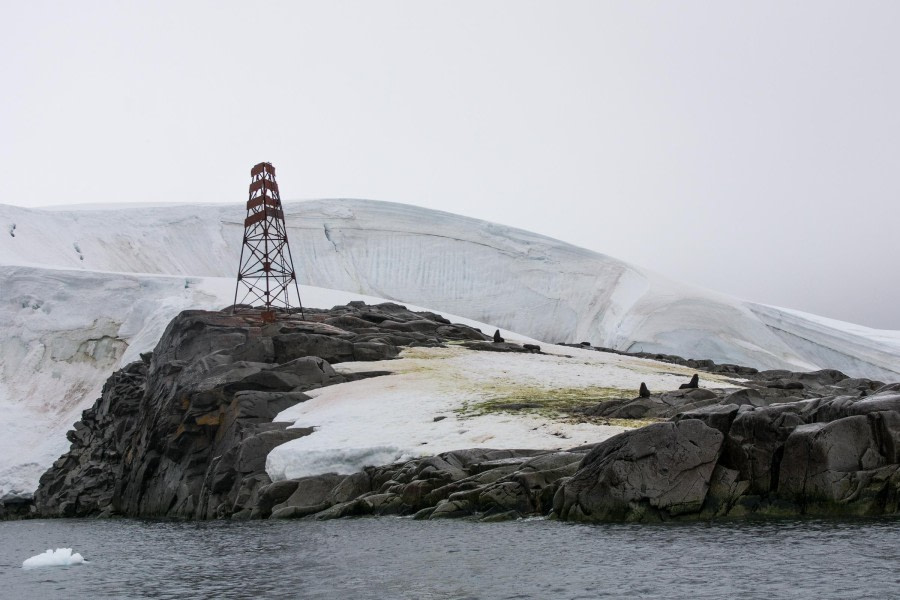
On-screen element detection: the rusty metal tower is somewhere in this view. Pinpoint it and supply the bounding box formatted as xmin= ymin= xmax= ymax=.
xmin=232 ymin=162 xmax=304 ymax=321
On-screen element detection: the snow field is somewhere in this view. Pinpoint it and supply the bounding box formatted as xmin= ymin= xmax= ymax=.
xmin=266 ymin=343 xmax=742 ymax=480
xmin=2 ymin=199 xmax=898 ymax=379
xmin=3 ymin=199 xmax=898 ymax=379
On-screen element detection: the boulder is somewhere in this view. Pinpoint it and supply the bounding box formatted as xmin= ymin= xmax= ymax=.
xmin=254 ymin=479 xmax=300 ymax=518
xmin=719 ymin=402 xmax=806 ymax=494
xmin=554 ymin=419 xmax=724 ymax=521
xmin=778 ymin=413 xmax=900 ymax=514
xmin=352 ymin=342 xmax=399 ymax=362
xmin=673 ymin=403 xmax=739 ymax=436
xmin=327 ymin=472 xmax=373 ymax=504
xmin=271 ymin=473 xmax=346 ymax=515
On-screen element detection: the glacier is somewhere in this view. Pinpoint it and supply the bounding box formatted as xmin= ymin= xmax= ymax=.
xmin=1 ymin=198 xmax=898 ymax=499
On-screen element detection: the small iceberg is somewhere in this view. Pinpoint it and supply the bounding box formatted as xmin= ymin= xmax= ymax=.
xmin=22 ymin=548 xmax=86 ymax=569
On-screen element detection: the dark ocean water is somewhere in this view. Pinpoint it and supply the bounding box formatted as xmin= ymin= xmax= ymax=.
xmin=1 ymin=517 xmax=898 ymax=599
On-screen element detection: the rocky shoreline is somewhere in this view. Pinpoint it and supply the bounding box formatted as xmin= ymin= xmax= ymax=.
xmin=6 ymin=302 xmax=900 ymax=523
xmin=228 ymin=382 xmax=900 ymax=523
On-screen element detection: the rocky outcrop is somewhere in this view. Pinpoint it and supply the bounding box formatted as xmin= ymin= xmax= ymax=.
xmin=31 ymin=301 xmax=900 ymax=524
xmin=254 ymin=448 xmax=576 ymax=522
xmin=571 ymin=367 xmax=887 ymax=421
xmin=33 ymin=302 xmax=490 ymax=519
xmin=699 ymin=388 xmax=900 ymax=519
xmin=244 ymin=386 xmax=900 ymax=523
xmin=554 ymin=385 xmax=900 ymax=522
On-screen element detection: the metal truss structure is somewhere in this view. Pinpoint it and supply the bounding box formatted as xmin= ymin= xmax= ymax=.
xmin=232 ymin=162 xmax=304 ymax=321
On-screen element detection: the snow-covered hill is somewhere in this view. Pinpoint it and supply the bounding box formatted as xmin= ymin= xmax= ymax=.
xmin=3 ymin=199 xmax=898 ymax=375
xmin=1 ymin=198 xmax=898 ymax=498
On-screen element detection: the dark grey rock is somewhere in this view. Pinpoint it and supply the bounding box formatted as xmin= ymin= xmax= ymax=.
xmin=230 ymin=390 xmax=311 ymax=422
xmin=352 ymin=342 xmax=399 ymax=361
xmin=237 ymin=430 xmax=310 ymax=474
xmin=462 ymin=341 xmax=532 ymax=353
xmin=328 ymin=472 xmax=372 ymax=504
xmin=673 ymin=403 xmax=740 ymax=436
xmin=778 ymin=416 xmax=882 ymax=504
xmin=554 ymin=420 xmax=724 ymax=522
xmin=273 ymin=473 xmax=346 ymax=514
xmin=273 ymin=333 xmax=355 ymax=364
xmin=254 ymin=479 xmax=300 ymax=518
xmin=271 ymin=503 xmax=332 ymax=519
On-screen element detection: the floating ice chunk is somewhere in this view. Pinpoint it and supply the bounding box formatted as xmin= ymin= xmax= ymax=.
xmin=22 ymin=548 xmax=86 ymax=569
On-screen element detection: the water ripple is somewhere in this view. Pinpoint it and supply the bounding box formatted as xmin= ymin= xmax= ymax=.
xmin=1 ymin=517 xmax=898 ymax=599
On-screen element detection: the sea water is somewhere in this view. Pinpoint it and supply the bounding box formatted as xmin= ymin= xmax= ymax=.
xmin=1 ymin=517 xmax=898 ymax=599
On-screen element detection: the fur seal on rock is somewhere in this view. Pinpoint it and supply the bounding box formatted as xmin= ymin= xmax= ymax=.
xmin=679 ymin=374 xmax=700 ymax=389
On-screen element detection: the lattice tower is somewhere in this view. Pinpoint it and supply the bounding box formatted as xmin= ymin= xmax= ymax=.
xmin=232 ymin=162 xmax=304 ymax=321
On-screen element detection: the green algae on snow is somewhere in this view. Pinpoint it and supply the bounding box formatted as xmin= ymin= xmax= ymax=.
xmin=455 ymin=383 xmax=655 ymax=428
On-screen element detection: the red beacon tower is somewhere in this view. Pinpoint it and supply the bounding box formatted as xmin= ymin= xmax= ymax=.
xmin=232 ymin=162 xmax=304 ymax=322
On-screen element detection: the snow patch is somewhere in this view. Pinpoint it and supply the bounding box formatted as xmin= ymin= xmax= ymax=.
xmin=266 ymin=343 xmax=740 ymax=480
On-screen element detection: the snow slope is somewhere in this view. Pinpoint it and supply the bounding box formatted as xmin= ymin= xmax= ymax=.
xmin=0 ymin=266 xmax=230 ymax=500
xmin=267 ymin=343 xmax=740 ymax=481
xmin=2 ymin=199 xmax=897 ymax=378
xmin=1 ymin=198 xmax=898 ymax=498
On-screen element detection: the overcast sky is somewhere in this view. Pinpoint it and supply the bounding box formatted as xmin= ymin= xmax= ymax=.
xmin=2 ymin=1 xmax=898 ymax=328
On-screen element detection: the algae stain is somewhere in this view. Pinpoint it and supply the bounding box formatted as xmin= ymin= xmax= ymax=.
xmin=457 ymin=383 xmax=632 ymax=420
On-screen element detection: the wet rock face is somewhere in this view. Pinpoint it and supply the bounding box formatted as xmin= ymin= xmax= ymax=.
xmin=33 ymin=303 xmax=490 ymax=519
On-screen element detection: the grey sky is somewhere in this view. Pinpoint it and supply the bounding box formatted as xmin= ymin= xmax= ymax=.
xmin=2 ymin=1 xmax=898 ymax=329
